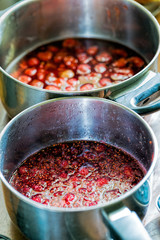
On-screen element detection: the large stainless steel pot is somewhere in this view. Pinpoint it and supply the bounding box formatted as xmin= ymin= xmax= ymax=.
xmin=0 ymin=0 xmax=160 ymax=118
xmin=0 ymin=97 xmax=158 ymax=240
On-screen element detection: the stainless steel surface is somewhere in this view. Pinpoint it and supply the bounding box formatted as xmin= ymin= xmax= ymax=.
xmin=0 ymin=97 xmax=158 ymax=240
xmin=0 ymin=0 xmax=160 ymax=117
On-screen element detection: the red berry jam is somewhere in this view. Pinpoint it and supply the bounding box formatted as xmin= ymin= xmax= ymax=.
xmin=8 ymin=38 xmax=146 ymax=91
xmin=9 ymin=141 xmax=145 ymax=208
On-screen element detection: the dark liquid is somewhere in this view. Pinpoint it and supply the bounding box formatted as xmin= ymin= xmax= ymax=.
xmin=9 ymin=38 xmax=146 ymax=91
xmin=9 ymin=140 xmax=145 ymax=208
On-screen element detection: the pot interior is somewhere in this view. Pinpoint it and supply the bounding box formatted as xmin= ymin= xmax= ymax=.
xmin=0 ymin=98 xmax=155 ymax=182
xmin=0 ymin=0 xmax=159 ymax=70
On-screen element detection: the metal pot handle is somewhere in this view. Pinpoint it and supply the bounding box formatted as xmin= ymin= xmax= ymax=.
xmin=110 ymin=71 xmax=160 ymax=114
xmin=101 ymin=205 xmax=151 ymax=240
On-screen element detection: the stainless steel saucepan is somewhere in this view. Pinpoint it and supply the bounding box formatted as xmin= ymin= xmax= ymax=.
xmin=0 ymin=0 xmax=160 ymax=117
xmin=0 ymin=97 xmax=158 ymax=240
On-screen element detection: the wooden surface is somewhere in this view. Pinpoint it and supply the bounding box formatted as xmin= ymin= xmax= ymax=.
xmin=0 ymin=8 xmax=160 ymax=240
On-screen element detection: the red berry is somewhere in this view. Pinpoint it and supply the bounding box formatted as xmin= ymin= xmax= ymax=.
xmin=47 ymin=45 xmax=59 ymax=52
xmin=18 ymin=166 xmax=28 ymax=174
xmin=19 ymin=60 xmax=28 ymax=69
xmin=77 ymin=64 xmax=91 ymax=75
xmin=62 ymin=38 xmax=78 ymax=48
xmin=96 ymin=51 xmax=112 ymax=63
xmin=36 ymin=68 xmax=46 ymax=81
xmin=80 ymin=83 xmax=94 ymax=91
xmin=37 ymin=51 xmax=53 ymax=61
xmin=87 ymin=46 xmax=99 ymax=55
xmin=112 ymin=48 xmax=128 ymax=57
xmin=18 ymin=75 xmax=32 ymax=84
xmin=127 ymin=56 xmax=144 ymax=68
xmin=65 ymin=86 xmax=76 ymax=91
xmin=28 ymin=57 xmax=40 ymax=67
xmin=94 ymin=63 xmax=107 ymax=73
xmin=99 ymin=78 xmax=112 ymax=87
xmin=30 ymin=80 xmax=44 ymax=88
xmin=24 ymin=67 xmax=37 ymax=77
xmin=112 ymin=58 xmax=127 ymax=67
xmin=45 ymin=85 xmax=61 ymax=91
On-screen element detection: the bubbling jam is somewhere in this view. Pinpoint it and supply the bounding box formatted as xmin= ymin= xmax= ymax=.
xmin=9 ymin=38 xmax=146 ymax=91
xmin=9 ymin=141 xmax=145 ymax=208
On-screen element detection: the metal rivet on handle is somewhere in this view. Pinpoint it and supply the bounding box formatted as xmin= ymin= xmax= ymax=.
xmin=156 ymin=195 xmax=160 ymax=211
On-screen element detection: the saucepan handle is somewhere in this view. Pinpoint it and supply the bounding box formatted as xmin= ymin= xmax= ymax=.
xmin=110 ymin=72 xmax=160 ymax=114
xmin=101 ymin=206 xmax=151 ymax=240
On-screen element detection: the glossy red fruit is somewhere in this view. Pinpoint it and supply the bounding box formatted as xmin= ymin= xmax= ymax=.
xmin=19 ymin=60 xmax=28 ymax=69
xmin=110 ymin=73 xmax=128 ymax=81
xmin=45 ymin=72 xmax=57 ymax=85
xmin=63 ymin=56 xmax=78 ymax=67
xmin=112 ymin=58 xmax=127 ymax=67
xmin=96 ymin=52 xmax=112 ymax=63
xmin=36 ymin=68 xmax=46 ymax=81
xmin=18 ymin=75 xmax=32 ymax=84
xmin=65 ymin=86 xmax=76 ymax=91
xmin=45 ymin=85 xmax=61 ymax=91
xmin=85 ymin=73 xmax=102 ymax=83
xmin=24 ymin=67 xmax=37 ymax=77
xmin=77 ymin=64 xmax=91 ymax=75
xmin=128 ymin=56 xmax=145 ymax=68
xmin=47 ymin=45 xmax=59 ymax=52
xmin=62 ymin=38 xmax=78 ymax=48
xmin=60 ymin=69 xmax=75 ymax=78
xmin=30 ymin=80 xmax=44 ymax=88
xmin=67 ymin=78 xmax=79 ymax=86
xmin=87 ymin=46 xmax=99 ymax=55
xmin=80 ymin=83 xmax=94 ymax=91
xmin=77 ymin=53 xmax=92 ymax=64
xmin=28 ymin=57 xmax=40 ymax=67
xmin=37 ymin=51 xmax=53 ymax=61
xmin=94 ymin=63 xmax=107 ymax=73
xmin=99 ymin=78 xmax=112 ymax=87
xmin=18 ymin=166 xmax=28 ymax=175
xmin=111 ymin=48 xmax=128 ymax=57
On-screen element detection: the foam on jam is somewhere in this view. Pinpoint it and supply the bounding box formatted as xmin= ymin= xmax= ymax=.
xmin=9 ymin=141 xmax=145 ymax=208
xmin=9 ymin=38 xmax=146 ymax=91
